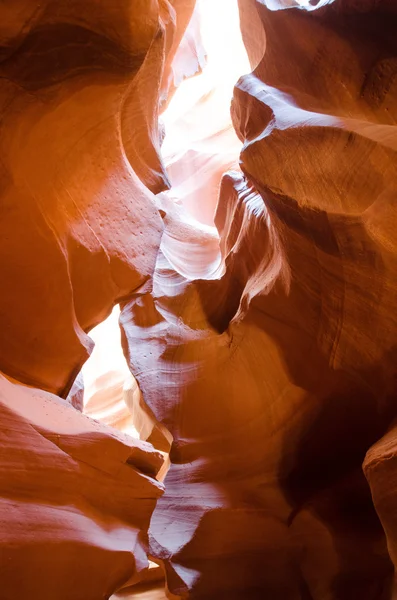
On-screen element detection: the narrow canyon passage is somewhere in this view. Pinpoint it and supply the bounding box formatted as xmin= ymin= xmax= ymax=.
xmin=76 ymin=4 xmax=251 ymax=596
xmin=0 ymin=1 xmax=397 ymax=600
xmin=80 ymin=0 xmax=250 ymax=427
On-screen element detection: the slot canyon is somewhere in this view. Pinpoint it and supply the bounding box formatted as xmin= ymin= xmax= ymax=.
xmin=0 ymin=0 xmax=397 ymax=598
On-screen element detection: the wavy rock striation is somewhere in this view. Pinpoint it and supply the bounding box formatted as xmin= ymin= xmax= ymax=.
xmin=0 ymin=1 xmax=197 ymax=598
xmin=0 ymin=0 xmax=205 ymax=396
xmin=1 ymin=0 xmax=397 ymax=598
xmin=120 ymin=0 xmax=397 ymax=598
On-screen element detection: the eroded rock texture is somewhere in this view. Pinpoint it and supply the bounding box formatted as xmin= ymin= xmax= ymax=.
xmin=119 ymin=1 xmax=397 ymax=598
xmin=1 ymin=0 xmax=397 ymax=599
xmin=0 ymin=0 xmax=206 ymax=396
xmin=0 ymin=1 xmax=197 ymax=598
xmin=0 ymin=373 xmax=164 ymax=600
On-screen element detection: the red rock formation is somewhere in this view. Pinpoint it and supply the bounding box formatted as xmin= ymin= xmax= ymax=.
xmin=0 ymin=373 xmax=164 ymax=600
xmin=1 ymin=0 xmax=397 ymax=598
xmin=0 ymin=0 xmax=187 ymax=396
xmin=0 ymin=1 xmax=194 ymax=598
xmin=119 ymin=1 xmax=397 ymax=598
xmin=234 ymin=3 xmax=397 ymax=594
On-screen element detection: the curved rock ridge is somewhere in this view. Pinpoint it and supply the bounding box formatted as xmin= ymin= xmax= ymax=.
xmin=236 ymin=0 xmax=397 ymax=596
xmin=120 ymin=173 xmax=296 ymax=599
xmin=0 ymin=2 xmax=198 ymax=599
xmin=1 ymin=0 xmax=397 ymax=598
xmin=0 ymin=372 xmax=164 ymax=600
xmin=0 ymin=0 xmax=205 ymax=397
xmin=118 ymin=0 xmax=397 ymax=598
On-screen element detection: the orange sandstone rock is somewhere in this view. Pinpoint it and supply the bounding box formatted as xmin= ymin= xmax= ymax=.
xmin=1 ymin=0 xmax=397 ymax=599
xmin=0 ymin=1 xmax=170 ymax=396
xmin=119 ymin=1 xmax=397 ymax=597
xmin=0 ymin=373 xmax=164 ymax=600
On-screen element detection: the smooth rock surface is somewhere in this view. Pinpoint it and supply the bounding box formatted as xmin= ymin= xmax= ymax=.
xmin=0 ymin=0 xmax=173 ymax=396
xmin=0 ymin=373 xmax=164 ymax=600
xmin=1 ymin=0 xmax=397 ymax=599
xmin=120 ymin=1 xmax=397 ymax=598
xmin=0 ymin=2 xmax=194 ymax=599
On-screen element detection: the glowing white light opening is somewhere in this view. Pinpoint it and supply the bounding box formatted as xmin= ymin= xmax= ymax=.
xmin=160 ymin=0 xmax=250 ymax=225
xmin=161 ymin=0 xmax=250 ymax=154
xmin=81 ymin=0 xmax=250 ymax=428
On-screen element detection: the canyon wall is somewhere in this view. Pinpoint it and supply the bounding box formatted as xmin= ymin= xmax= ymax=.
xmin=0 ymin=1 xmax=196 ymax=597
xmin=1 ymin=0 xmax=397 ymax=599
xmin=0 ymin=373 xmax=164 ymax=600
xmin=120 ymin=1 xmax=397 ymax=598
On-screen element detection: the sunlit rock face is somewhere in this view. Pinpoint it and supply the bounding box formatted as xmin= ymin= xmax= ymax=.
xmin=0 ymin=372 xmax=164 ymax=600
xmin=80 ymin=307 xmax=137 ymax=435
xmin=234 ymin=1 xmax=397 ymax=595
xmin=75 ymin=0 xmax=247 ymax=448
xmin=0 ymin=1 xmax=196 ymax=599
xmin=1 ymin=0 xmax=397 ymax=599
xmin=119 ymin=0 xmax=397 ymax=598
xmin=0 ymin=0 xmax=192 ymax=396
xmin=80 ymin=301 xmax=173 ymax=460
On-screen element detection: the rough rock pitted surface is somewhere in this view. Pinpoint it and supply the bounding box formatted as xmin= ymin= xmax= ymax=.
xmin=0 ymin=0 xmax=188 ymax=396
